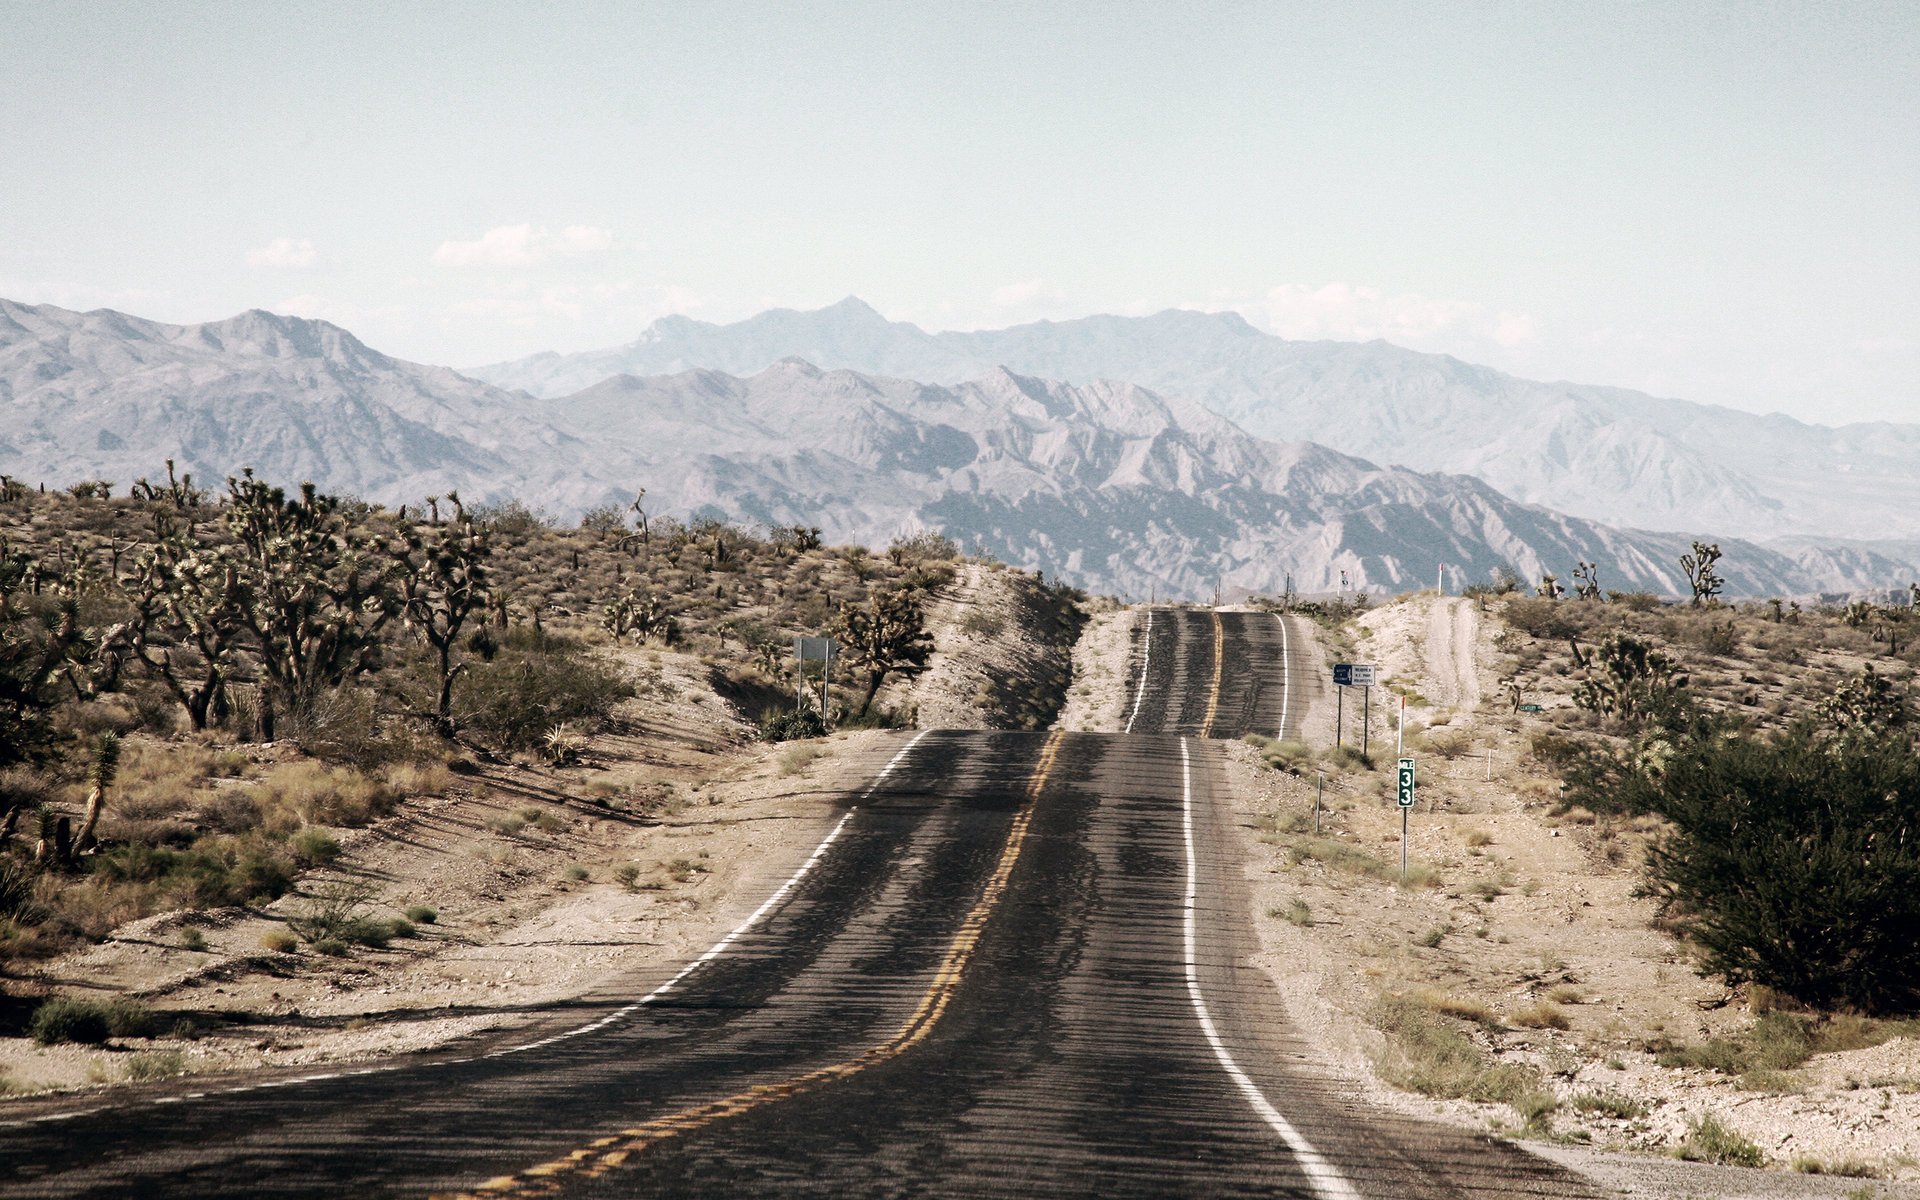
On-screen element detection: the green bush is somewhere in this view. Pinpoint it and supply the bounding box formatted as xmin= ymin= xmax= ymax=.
xmin=29 ymin=997 xmax=112 ymax=1045
xmin=29 ymin=996 xmax=158 ymax=1045
xmin=455 ymin=634 xmax=631 ymax=751
xmin=759 ymin=707 xmax=827 ymax=742
xmin=1593 ymin=724 xmax=1920 ymax=1011
xmin=288 ymin=827 xmax=341 ymax=867
xmin=1677 ymin=1115 xmax=1764 ymax=1167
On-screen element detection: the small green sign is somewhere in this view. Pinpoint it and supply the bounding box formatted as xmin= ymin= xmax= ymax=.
xmin=1396 ymin=757 xmax=1416 ymax=808
xmin=1518 ymin=703 xmax=1544 ymax=713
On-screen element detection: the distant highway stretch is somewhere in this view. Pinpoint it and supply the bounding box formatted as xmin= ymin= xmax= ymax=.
xmin=0 ymin=608 xmax=1594 ymax=1198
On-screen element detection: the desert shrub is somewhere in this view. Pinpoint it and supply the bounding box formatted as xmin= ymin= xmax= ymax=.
xmin=126 ymin=1049 xmax=186 ymax=1081
xmin=470 ymin=498 xmax=550 ymax=535
xmin=260 ymin=929 xmax=298 ymax=953
xmin=29 ymin=996 xmax=157 ymax=1045
xmin=289 ymin=878 xmax=390 ymax=949
xmin=29 ymin=997 xmax=113 ymax=1045
xmin=279 ymin=686 xmax=387 ymax=765
xmin=1511 ymin=1001 xmax=1571 ymax=1030
xmin=402 ymin=904 xmax=437 ymax=924
xmin=759 ymin=707 xmax=827 ymax=743
xmin=1370 ymin=995 xmax=1552 ymax=1118
xmin=288 ymin=827 xmax=341 ymax=867
xmin=1585 ymin=723 xmax=1920 ymax=1011
xmin=1503 ymin=598 xmax=1579 ymax=641
xmin=252 ymin=761 xmax=397 ymax=827
xmin=1608 ymin=590 xmax=1662 ymax=612
xmin=455 ymin=632 xmax=631 ymax=752
xmin=1677 ymin=1114 xmax=1764 ymax=1167
xmin=91 ymin=839 xmax=294 ymax=908
xmin=1570 ymin=1090 xmax=1646 ymax=1119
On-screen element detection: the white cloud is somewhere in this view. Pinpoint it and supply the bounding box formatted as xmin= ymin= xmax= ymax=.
xmin=1493 ymin=311 xmax=1538 ymax=347
xmin=245 ymin=237 xmax=318 ymax=269
xmin=992 ymin=278 xmax=1055 ymax=307
xmin=432 ymin=224 xmax=617 ymax=267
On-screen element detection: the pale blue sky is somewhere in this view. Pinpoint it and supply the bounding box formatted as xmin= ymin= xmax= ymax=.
xmin=2 ymin=1 xmax=1915 ymax=423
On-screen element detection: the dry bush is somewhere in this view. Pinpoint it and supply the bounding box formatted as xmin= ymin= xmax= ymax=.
xmin=251 ymin=761 xmax=397 ymax=827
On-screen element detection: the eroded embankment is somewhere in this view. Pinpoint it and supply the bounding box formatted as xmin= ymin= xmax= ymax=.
xmin=891 ymin=562 xmax=1092 ymax=730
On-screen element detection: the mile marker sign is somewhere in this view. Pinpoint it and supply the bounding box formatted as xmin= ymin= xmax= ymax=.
xmin=1396 ymin=757 xmax=1416 ymax=808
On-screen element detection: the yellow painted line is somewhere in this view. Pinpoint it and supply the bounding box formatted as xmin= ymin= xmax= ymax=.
xmin=430 ymin=731 xmax=1067 ymax=1200
xmin=1199 ymin=610 xmax=1224 ymax=738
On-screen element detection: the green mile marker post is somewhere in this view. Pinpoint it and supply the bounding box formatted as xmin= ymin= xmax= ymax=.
xmin=1397 ymin=757 xmax=1416 ymax=881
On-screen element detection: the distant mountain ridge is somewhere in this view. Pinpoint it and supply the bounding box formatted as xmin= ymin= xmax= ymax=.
xmin=3 ymin=296 xmax=1914 ymax=599
xmin=468 ymin=297 xmax=1920 ymax=545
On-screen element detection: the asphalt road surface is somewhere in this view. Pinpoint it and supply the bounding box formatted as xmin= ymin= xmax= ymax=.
xmin=0 ymin=607 xmax=1598 ymax=1199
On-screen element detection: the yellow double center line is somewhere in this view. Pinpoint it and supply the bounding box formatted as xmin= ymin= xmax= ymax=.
xmin=1198 ymin=610 xmax=1224 ymax=738
xmin=436 ymin=730 xmax=1067 ymax=1200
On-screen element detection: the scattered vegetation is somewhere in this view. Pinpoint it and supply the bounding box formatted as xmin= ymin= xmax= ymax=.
xmin=0 ymin=466 xmax=1052 ymax=969
xmin=1675 ymin=1114 xmax=1764 ymax=1167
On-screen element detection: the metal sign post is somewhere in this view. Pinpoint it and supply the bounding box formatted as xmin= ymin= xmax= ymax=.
xmin=793 ymin=636 xmax=837 ymax=720
xmin=1397 ymin=757 xmax=1416 ymax=881
xmin=1332 ymin=663 xmax=1352 ymax=747
xmin=1337 ymin=664 xmax=1376 ymax=761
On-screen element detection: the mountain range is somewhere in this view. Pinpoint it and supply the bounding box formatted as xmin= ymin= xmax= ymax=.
xmin=3 ymin=295 xmax=1913 ymax=599
xmin=471 ymin=297 xmax=1920 ymax=547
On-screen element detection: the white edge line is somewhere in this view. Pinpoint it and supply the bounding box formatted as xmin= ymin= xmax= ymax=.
xmin=1179 ymin=737 xmax=1361 ymax=1200
xmin=1124 ymin=607 xmax=1154 ymax=734
xmin=1277 ymin=611 xmax=1292 ymax=740
xmin=6 ymin=730 xmax=938 ymax=1126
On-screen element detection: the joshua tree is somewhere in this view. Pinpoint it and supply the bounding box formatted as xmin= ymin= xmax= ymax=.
xmin=1680 ymin=541 xmax=1723 ymax=606
xmin=834 ymin=586 xmax=935 ymax=716
xmin=1572 ymin=561 xmax=1602 ymax=600
xmin=1536 ymin=574 xmax=1563 ymax=600
xmin=1572 ymin=632 xmax=1688 ymax=723
xmin=72 ymin=732 xmax=121 ymax=855
xmin=393 ymin=513 xmax=493 ymax=735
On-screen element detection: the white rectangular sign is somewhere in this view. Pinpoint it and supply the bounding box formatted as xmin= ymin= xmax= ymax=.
xmin=1348 ymin=664 xmax=1377 ymax=687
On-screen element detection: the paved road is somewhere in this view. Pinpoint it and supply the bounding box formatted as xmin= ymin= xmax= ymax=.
xmin=0 ymin=607 xmax=1596 ymax=1198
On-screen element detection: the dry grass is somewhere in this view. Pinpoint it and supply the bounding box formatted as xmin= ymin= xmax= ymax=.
xmin=1414 ymin=989 xmax=1498 ymax=1026
xmin=1511 ymin=1001 xmax=1571 ymax=1030
xmin=1370 ymin=994 xmax=1555 ymax=1125
xmin=252 ymin=761 xmax=398 ymax=828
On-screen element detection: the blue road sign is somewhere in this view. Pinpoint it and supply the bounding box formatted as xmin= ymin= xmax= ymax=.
xmin=1333 ymin=663 xmax=1353 ymax=687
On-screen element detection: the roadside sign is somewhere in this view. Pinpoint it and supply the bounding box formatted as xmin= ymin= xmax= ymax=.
xmin=794 ymin=636 xmax=836 ymax=662
xmin=1517 ymin=703 xmax=1543 ymax=713
xmin=1350 ymin=664 xmax=1377 ymax=687
xmin=1333 ymin=663 xmax=1353 ymax=687
xmin=1396 ymin=757 xmax=1416 ymax=808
